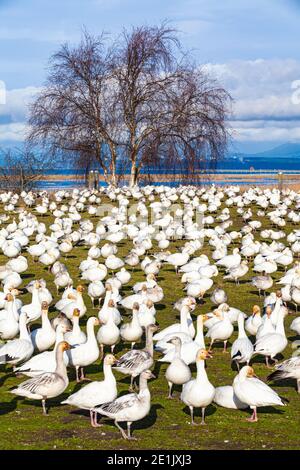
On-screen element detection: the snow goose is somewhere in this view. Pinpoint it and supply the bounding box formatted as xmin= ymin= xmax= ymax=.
xmin=165 ymin=337 xmax=192 ymax=398
xmin=120 ymin=303 xmax=143 ymax=349
xmin=60 ymin=285 xmax=87 ymax=319
xmin=181 ymin=349 xmax=215 ymax=425
xmin=223 ymin=260 xmax=249 ymax=284
xmin=99 ymin=294 xmax=122 ymax=326
xmin=11 ymin=341 xmax=71 ymax=415
xmin=251 ymin=275 xmax=273 ymax=296
xmin=92 ymin=369 xmax=155 ymax=440
xmin=97 ymin=303 xmax=120 ymax=356
xmin=216 ymin=248 xmax=241 ymax=270
xmin=66 ymin=316 xmax=100 ymax=382
xmin=0 ymin=293 xmax=19 ymax=340
xmin=64 ymin=308 xmax=87 ymax=346
xmin=114 ymin=324 xmax=158 ymax=391
xmin=206 ymin=309 xmax=234 ymax=352
xmin=62 ymin=354 xmax=118 ymax=427
xmin=233 ymin=365 xmax=286 ymax=422
xmin=166 ymin=251 xmax=189 ymax=273
xmin=88 ymin=280 xmax=105 ymax=309
xmin=254 ymin=307 xmax=288 ymax=367
xmin=137 ymin=300 xmax=156 ymax=328
xmin=21 ymin=280 xmax=42 ymax=324
xmin=0 ymin=312 xmax=33 ymax=366
xmin=210 ymin=288 xmax=227 ymax=306
xmin=267 ymin=355 xmax=300 ymax=393
xmin=245 ymin=305 xmax=262 ymax=336
xmin=231 ymin=313 xmax=254 ymax=370
xmin=256 ymin=306 xmax=276 ymax=340
xmin=30 ymin=302 xmax=56 ymax=352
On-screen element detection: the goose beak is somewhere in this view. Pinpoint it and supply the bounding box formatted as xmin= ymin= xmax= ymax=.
xmin=149 ymin=372 xmax=156 ymax=379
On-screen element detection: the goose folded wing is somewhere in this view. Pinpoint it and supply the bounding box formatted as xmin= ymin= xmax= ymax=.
xmin=16 ymin=372 xmax=58 ymax=394
xmin=275 ymin=356 xmax=300 ymax=372
xmin=114 ymin=350 xmax=149 ymax=370
xmin=246 ymin=377 xmax=284 ymax=406
xmin=0 ymin=341 xmax=29 ymax=363
xmin=96 ymin=393 xmax=137 ymax=414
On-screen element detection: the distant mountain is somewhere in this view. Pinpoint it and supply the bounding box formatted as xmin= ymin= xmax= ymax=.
xmin=251 ymin=143 xmax=300 ymax=158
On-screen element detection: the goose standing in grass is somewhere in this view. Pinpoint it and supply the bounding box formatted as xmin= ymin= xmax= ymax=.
xmin=0 ymin=312 xmax=33 ymax=366
xmin=0 ymin=293 xmax=19 ymax=340
xmin=165 ymin=337 xmax=192 ymax=398
xmin=30 ymin=302 xmax=56 ymax=352
xmin=21 ymin=280 xmax=42 ymax=324
xmin=267 ymin=355 xmax=300 ymax=393
xmin=120 ymin=303 xmax=143 ymax=349
xmin=11 ymin=341 xmax=71 ymax=415
xmin=66 ymin=317 xmax=100 ymax=382
xmin=251 ymin=275 xmax=273 ymax=297
xmin=254 ymin=307 xmax=288 ymax=367
xmin=245 ymin=305 xmax=262 ymax=336
xmin=92 ymin=369 xmax=155 ymax=440
xmin=64 ymin=308 xmax=87 ymax=346
xmin=206 ymin=309 xmax=234 ymax=352
xmin=233 ymin=365 xmax=286 ymax=422
xmin=62 ymin=354 xmax=118 ymax=427
xmin=181 ymin=349 xmax=215 ymax=425
xmin=97 ymin=306 xmax=120 ymax=357
xmin=256 ymin=306 xmax=275 ymax=340
xmin=114 ymin=324 xmax=158 ymax=391
xmin=231 ymin=313 xmax=254 ymax=370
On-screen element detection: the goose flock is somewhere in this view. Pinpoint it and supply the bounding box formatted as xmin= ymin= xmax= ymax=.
xmin=0 ymin=184 xmax=299 ymax=442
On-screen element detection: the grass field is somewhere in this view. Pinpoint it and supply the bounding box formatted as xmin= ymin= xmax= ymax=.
xmin=0 ymin=193 xmax=299 ymax=450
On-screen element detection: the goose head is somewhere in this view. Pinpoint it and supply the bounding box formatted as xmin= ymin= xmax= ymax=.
xmin=104 ymin=354 xmax=117 ymax=366
xmin=252 ymin=305 xmax=261 ymax=317
xmin=196 ymin=349 xmax=213 ymax=360
xmin=141 ymin=369 xmax=156 ymax=380
xmin=76 ymin=285 xmax=85 ymax=293
xmin=58 ymin=341 xmax=72 ymax=352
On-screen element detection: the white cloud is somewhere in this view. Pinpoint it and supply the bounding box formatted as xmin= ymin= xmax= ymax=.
xmin=0 ymin=122 xmax=28 ymax=142
xmin=0 ymin=86 xmax=41 ymax=122
xmin=204 ymin=58 xmax=300 ymax=142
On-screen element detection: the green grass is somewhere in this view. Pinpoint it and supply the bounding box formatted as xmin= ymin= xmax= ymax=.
xmin=0 ymin=193 xmax=299 ymax=450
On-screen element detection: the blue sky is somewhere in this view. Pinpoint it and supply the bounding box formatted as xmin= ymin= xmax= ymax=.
xmin=1 ymin=0 xmax=300 ymax=152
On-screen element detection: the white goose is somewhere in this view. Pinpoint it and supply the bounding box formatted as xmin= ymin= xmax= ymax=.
xmin=233 ymin=365 xmax=286 ymax=422
xmin=64 ymin=308 xmax=87 ymax=346
xmin=11 ymin=341 xmax=71 ymax=415
xmin=231 ymin=313 xmax=254 ymax=369
xmin=181 ymin=349 xmax=215 ymax=425
xmin=92 ymin=369 xmax=155 ymax=440
xmin=165 ymin=337 xmax=192 ymax=398
xmin=97 ymin=304 xmax=120 ymax=357
xmin=30 ymin=302 xmax=56 ymax=352
xmin=0 ymin=312 xmax=33 ymax=366
xmin=66 ymin=317 xmax=100 ymax=382
xmin=62 ymin=354 xmax=118 ymax=427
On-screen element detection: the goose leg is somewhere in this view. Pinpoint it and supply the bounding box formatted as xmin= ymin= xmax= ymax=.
xmin=91 ymin=298 xmax=95 ymax=309
xmin=42 ymin=398 xmax=48 ymax=415
xmin=201 ymin=407 xmax=206 ymax=425
xmin=189 ymin=406 xmax=197 ymax=425
xmin=247 ymin=407 xmax=258 ymax=422
xmin=223 ymin=340 xmax=228 ymax=353
xmin=80 ymin=367 xmax=86 ymax=381
xmin=208 ymin=340 xmax=214 ymax=352
xmin=131 ymin=342 xmax=135 ymax=350
xmin=129 ymin=375 xmax=135 ymax=392
xmin=127 ymin=422 xmax=137 ymax=440
xmin=235 ymin=361 xmax=240 ymax=371
xmin=75 ymin=366 xmax=80 ymax=382
xmin=167 ymin=381 xmax=173 ymax=399
xmin=115 ymin=420 xmax=128 ymax=440
xmin=90 ymin=410 xmax=102 ymax=427
xmin=265 ymin=356 xmax=273 ymax=369
xmin=297 ymin=379 xmax=300 ymax=393
xmin=111 ymin=344 xmax=115 ymax=353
